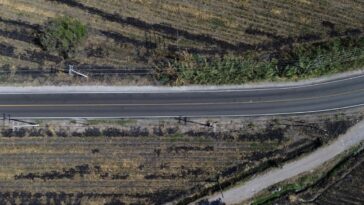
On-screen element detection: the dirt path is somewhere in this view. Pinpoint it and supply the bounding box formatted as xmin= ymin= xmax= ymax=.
xmin=202 ymin=120 xmax=364 ymax=204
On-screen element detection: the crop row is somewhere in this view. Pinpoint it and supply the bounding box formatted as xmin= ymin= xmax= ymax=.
xmin=0 ymin=189 xmax=187 ymax=205
xmin=99 ymin=0 xmax=362 ymax=44
xmin=51 ymin=0 xmax=239 ymax=50
xmin=0 ymin=42 xmax=62 ymax=64
xmin=1 ymin=0 xmax=362 ymax=56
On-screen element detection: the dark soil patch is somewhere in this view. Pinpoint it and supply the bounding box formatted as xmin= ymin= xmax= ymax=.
xmin=0 ymin=43 xmax=15 ymax=56
xmin=0 ymin=191 xmax=167 ymax=205
xmin=0 ymin=17 xmax=39 ymax=30
xmin=166 ymin=145 xmax=214 ymax=153
xmin=15 ymin=164 xmax=91 ymax=181
xmin=0 ymin=29 xmax=36 ymax=44
xmin=100 ymin=30 xmax=156 ymax=49
xmin=19 ymin=50 xmax=63 ymax=64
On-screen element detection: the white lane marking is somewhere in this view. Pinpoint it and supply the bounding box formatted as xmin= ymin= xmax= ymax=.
xmin=1 ymin=73 xmax=364 ymax=94
xmin=12 ymin=103 xmax=364 ymax=119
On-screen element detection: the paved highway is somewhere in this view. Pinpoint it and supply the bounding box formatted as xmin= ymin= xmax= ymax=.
xmin=1 ymin=74 xmax=364 ymax=118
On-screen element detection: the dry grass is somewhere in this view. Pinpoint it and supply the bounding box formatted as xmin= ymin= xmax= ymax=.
xmin=0 ymin=110 xmax=362 ymax=204
xmin=0 ymin=0 xmax=362 ymax=85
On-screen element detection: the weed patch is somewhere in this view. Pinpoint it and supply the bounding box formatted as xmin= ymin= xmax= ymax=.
xmin=158 ymin=36 xmax=364 ymax=85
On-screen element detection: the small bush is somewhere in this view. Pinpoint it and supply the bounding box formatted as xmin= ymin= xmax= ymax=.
xmin=103 ymin=128 xmax=122 ymax=137
xmin=14 ymin=128 xmax=27 ymax=137
xmin=71 ymin=131 xmax=83 ymax=137
xmin=29 ymin=128 xmax=43 ymax=137
xmin=56 ymin=129 xmax=68 ymax=137
xmin=84 ymin=128 xmax=101 ymax=137
xmin=39 ymin=16 xmax=87 ymax=58
xmin=1 ymin=129 xmax=13 ymax=137
xmin=45 ymin=129 xmax=54 ymax=137
xmin=129 ymin=126 xmax=149 ymax=137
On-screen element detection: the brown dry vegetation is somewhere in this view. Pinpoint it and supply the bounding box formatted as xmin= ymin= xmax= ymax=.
xmin=0 ymin=0 xmax=363 ymax=85
xmin=0 ymin=111 xmax=362 ymax=204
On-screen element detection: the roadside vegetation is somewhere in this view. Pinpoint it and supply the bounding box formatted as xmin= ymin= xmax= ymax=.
xmin=157 ymin=36 xmax=364 ymax=85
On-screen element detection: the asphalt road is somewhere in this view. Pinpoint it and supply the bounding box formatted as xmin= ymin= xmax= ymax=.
xmin=1 ymin=74 xmax=364 ymax=118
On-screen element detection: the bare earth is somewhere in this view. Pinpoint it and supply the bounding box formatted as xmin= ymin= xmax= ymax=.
xmin=204 ymin=120 xmax=364 ymax=204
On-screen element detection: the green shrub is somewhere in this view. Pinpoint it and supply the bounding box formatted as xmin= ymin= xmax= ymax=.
xmin=210 ymin=17 xmax=225 ymax=29
xmin=39 ymin=16 xmax=87 ymax=58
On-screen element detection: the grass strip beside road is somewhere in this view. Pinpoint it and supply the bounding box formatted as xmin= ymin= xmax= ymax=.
xmin=159 ymin=36 xmax=364 ymax=85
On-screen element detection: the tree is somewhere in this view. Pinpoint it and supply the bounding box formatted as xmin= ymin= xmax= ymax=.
xmin=39 ymin=16 xmax=87 ymax=58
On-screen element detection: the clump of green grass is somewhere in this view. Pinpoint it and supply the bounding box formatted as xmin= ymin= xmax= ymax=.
xmin=210 ymin=17 xmax=225 ymax=29
xmin=87 ymin=119 xmax=136 ymax=126
xmin=252 ymin=183 xmax=304 ymax=205
xmin=39 ymin=16 xmax=87 ymax=58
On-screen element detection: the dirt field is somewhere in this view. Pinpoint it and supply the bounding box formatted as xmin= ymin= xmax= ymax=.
xmin=0 ymin=111 xmax=361 ymax=204
xmin=0 ymin=0 xmax=363 ymax=85
xmin=267 ymin=145 xmax=364 ymax=205
xmin=315 ymin=153 xmax=364 ymax=205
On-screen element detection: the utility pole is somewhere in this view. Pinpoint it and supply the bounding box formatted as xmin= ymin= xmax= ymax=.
xmin=69 ymin=65 xmax=88 ymax=79
xmin=217 ymin=174 xmax=224 ymax=199
xmin=176 ymin=117 xmax=216 ymax=128
xmin=2 ymin=113 xmax=5 ymax=128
